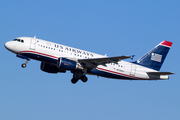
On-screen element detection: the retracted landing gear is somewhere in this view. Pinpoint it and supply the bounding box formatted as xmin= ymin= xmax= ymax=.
xmin=21 ymin=59 xmax=30 ymax=68
xmin=71 ymin=70 xmax=88 ymax=84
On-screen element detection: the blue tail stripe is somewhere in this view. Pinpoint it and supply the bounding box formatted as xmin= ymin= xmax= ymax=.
xmin=134 ymin=44 xmax=171 ymax=71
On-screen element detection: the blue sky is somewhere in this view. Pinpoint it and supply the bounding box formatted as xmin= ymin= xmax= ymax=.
xmin=1 ymin=0 xmax=180 ymax=120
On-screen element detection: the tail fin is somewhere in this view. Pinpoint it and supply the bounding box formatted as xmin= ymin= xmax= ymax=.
xmin=135 ymin=41 xmax=173 ymax=71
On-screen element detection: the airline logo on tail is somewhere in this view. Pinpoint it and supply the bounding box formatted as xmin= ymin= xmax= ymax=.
xmin=135 ymin=40 xmax=173 ymax=71
xmin=151 ymin=53 xmax=162 ymax=62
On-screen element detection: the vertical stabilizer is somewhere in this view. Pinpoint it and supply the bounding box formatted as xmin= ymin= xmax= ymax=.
xmin=135 ymin=41 xmax=173 ymax=71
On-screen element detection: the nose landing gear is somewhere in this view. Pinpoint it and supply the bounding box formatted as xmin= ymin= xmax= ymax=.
xmin=21 ymin=59 xmax=30 ymax=68
xmin=16 ymin=54 xmax=30 ymax=68
xmin=22 ymin=63 xmax=26 ymax=68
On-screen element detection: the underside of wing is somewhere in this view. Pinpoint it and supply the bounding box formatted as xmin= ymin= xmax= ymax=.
xmin=78 ymin=55 xmax=131 ymax=68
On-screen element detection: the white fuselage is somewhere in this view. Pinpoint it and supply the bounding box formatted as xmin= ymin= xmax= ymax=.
xmin=5 ymin=37 xmax=169 ymax=80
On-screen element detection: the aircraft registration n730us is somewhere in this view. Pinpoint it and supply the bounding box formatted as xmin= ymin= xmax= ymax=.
xmin=5 ymin=37 xmax=174 ymax=84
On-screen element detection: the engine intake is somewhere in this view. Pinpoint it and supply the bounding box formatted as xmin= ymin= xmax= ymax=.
xmin=57 ymin=58 xmax=83 ymax=70
xmin=41 ymin=62 xmax=66 ymax=73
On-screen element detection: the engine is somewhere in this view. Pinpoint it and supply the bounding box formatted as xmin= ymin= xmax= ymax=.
xmin=40 ymin=62 xmax=66 ymax=73
xmin=57 ymin=57 xmax=83 ymax=70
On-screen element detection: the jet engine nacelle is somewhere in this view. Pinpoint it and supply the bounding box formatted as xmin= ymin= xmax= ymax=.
xmin=57 ymin=57 xmax=83 ymax=70
xmin=40 ymin=62 xmax=66 ymax=73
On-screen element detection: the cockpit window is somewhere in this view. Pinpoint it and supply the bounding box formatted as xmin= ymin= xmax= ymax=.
xmin=13 ymin=39 xmax=24 ymax=43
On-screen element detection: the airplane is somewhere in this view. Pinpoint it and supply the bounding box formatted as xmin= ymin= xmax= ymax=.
xmin=4 ymin=37 xmax=174 ymax=84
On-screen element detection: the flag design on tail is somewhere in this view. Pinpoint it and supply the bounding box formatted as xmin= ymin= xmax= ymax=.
xmin=135 ymin=41 xmax=173 ymax=71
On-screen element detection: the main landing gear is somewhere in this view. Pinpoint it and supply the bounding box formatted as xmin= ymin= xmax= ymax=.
xmin=21 ymin=59 xmax=30 ymax=68
xmin=71 ymin=70 xmax=88 ymax=84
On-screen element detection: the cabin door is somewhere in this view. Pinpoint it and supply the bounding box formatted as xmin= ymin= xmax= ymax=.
xmin=29 ymin=39 xmax=36 ymax=50
xmin=130 ymin=64 xmax=136 ymax=76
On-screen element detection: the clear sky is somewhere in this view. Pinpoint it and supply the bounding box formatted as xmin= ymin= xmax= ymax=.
xmin=1 ymin=0 xmax=180 ymax=120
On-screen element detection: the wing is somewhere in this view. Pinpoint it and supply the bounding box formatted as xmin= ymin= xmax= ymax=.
xmin=78 ymin=55 xmax=131 ymax=68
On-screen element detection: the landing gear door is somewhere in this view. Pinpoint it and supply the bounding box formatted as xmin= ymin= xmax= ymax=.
xmin=130 ymin=64 xmax=136 ymax=76
xmin=29 ymin=39 xmax=36 ymax=50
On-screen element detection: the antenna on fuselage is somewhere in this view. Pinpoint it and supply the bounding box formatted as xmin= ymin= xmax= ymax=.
xmin=34 ymin=36 xmax=36 ymax=38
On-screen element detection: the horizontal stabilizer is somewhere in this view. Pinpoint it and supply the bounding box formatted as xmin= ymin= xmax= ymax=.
xmin=147 ymin=72 xmax=174 ymax=76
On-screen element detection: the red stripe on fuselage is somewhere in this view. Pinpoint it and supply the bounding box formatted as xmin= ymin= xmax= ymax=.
xmin=19 ymin=51 xmax=59 ymax=59
xmin=97 ymin=67 xmax=144 ymax=80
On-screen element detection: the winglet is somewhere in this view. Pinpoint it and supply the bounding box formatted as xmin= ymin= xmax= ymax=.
xmin=130 ymin=55 xmax=135 ymax=60
xmin=160 ymin=41 xmax=173 ymax=48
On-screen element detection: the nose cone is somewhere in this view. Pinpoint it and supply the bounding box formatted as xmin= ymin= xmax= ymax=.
xmin=5 ymin=41 xmax=11 ymax=50
xmin=4 ymin=41 xmax=16 ymax=53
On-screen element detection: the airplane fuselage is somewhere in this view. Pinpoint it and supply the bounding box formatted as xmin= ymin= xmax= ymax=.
xmin=5 ymin=37 xmax=173 ymax=83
